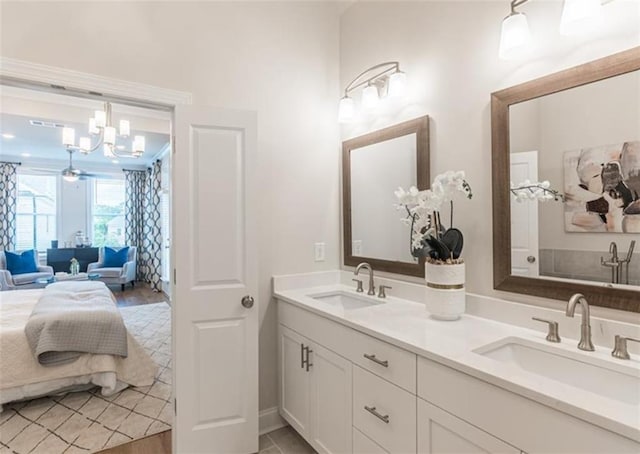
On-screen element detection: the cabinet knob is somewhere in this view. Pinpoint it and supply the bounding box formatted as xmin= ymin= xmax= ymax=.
xmin=241 ymin=295 xmax=254 ymax=308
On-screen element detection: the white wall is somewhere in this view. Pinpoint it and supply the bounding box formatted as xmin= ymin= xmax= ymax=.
xmin=0 ymin=1 xmax=342 ymax=412
xmin=340 ymin=0 xmax=640 ymax=321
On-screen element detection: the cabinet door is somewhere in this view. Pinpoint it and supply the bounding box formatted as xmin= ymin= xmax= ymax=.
xmin=279 ymin=325 xmax=311 ymax=437
xmin=309 ymin=343 xmax=352 ymax=454
xmin=418 ymin=399 xmax=519 ymax=454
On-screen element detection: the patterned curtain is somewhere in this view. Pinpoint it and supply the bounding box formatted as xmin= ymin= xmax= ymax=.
xmin=0 ymin=162 xmax=19 ymax=251
xmin=143 ymin=160 xmax=163 ymax=291
xmin=124 ymin=170 xmax=147 ymax=281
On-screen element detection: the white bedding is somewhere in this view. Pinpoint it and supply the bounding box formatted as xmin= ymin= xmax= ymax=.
xmin=0 ymin=289 xmax=157 ymax=406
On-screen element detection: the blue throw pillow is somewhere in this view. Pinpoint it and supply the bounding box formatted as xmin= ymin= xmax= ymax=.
xmin=103 ymin=246 xmax=130 ymax=268
xmin=5 ymin=250 xmax=39 ymax=275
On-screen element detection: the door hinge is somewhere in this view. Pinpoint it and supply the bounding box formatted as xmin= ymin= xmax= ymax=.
xmin=172 ymin=135 xmax=176 ymax=153
xmin=173 ymin=268 xmax=176 ymax=285
xmin=174 ymin=398 xmax=177 ymax=415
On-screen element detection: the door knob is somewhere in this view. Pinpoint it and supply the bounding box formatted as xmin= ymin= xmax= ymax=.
xmin=241 ymin=295 xmax=254 ymax=308
xmin=527 ymin=256 xmax=536 ymax=263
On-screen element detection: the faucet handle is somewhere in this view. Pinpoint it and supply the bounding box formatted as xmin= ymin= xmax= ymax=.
xmin=378 ymin=285 xmax=392 ymax=299
xmin=611 ymin=335 xmax=640 ymax=360
xmin=532 ymin=317 xmax=561 ymax=343
xmin=352 ymin=278 xmax=364 ymax=293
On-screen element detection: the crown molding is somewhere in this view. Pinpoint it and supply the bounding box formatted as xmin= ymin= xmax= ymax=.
xmin=0 ymin=57 xmax=192 ymax=108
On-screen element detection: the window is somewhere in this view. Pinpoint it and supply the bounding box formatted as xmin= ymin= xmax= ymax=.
xmin=92 ymin=178 xmax=126 ymax=247
xmin=16 ymin=173 xmax=57 ymax=251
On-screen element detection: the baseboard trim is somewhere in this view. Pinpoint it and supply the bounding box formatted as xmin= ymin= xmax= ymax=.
xmin=259 ymin=407 xmax=287 ymax=435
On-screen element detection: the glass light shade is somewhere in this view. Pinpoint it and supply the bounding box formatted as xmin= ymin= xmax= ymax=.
xmin=79 ymin=137 xmax=91 ymax=153
xmin=388 ymin=71 xmax=407 ymax=98
xmin=119 ymin=119 xmax=130 ymax=137
xmin=362 ymin=85 xmax=379 ymax=110
xmin=499 ymin=12 xmax=531 ymax=60
xmin=89 ymin=118 xmax=99 ymax=135
xmin=104 ymin=126 xmax=116 ymax=145
xmin=62 ymin=127 xmax=75 ymax=146
xmin=103 ymin=144 xmax=116 ymax=158
xmin=338 ymin=96 xmax=355 ymax=123
xmin=560 ymin=0 xmax=602 ymax=35
xmin=133 ymin=135 xmax=146 ymax=153
xmin=94 ymin=110 xmax=106 ymax=128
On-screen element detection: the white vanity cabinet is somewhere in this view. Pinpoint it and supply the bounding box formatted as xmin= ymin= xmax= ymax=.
xmin=417 ymin=399 xmax=519 ymax=454
xmin=278 ymin=325 xmax=353 ymax=454
xmin=277 ymin=298 xmax=640 ymax=454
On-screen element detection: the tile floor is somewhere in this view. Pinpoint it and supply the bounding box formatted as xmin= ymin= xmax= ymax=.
xmin=260 ymin=426 xmax=316 ymax=454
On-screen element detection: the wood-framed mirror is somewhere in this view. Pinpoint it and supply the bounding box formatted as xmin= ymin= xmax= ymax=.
xmin=343 ymin=116 xmax=429 ymax=277
xmin=492 ymin=47 xmax=640 ymax=312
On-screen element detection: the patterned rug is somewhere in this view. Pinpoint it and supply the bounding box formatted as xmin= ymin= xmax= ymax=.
xmin=0 ymin=302 xmax=172 ymax=454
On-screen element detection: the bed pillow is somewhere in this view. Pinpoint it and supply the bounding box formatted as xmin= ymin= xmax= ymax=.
xmin=5 ymin=250 xmax=39 ymax=275
xmin=103 ymin=246 xmax=130 ymax=268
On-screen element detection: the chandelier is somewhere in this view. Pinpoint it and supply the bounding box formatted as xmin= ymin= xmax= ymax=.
xmin=62 ymin=102 xmax=146 ymax=158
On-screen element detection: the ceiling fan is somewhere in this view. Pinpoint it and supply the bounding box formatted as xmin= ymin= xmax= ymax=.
xmin=61 ymin=149 xmax=96 ymax=182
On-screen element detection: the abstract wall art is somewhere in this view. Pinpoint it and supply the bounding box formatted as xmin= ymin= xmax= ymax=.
xmin=564 ymin=141 xmax=640 ymax=233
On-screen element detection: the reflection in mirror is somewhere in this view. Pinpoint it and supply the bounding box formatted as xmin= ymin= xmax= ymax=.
xmin=351 ymin=134 xmax=417 ymax=263
xmin=509 ymin=69 xmax=640 ymax=288
xmin=343 ymin=116 xmax=429 ymax=277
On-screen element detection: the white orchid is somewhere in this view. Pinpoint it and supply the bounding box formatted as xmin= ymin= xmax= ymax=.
xmin=510 ymin=180 xmax=564 ymax=203
xmin=395 ymin=170 xmax=473 ymax=259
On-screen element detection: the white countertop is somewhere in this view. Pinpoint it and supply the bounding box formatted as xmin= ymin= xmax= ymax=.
xmin=274 ymin=282 xmax=640 ymax=443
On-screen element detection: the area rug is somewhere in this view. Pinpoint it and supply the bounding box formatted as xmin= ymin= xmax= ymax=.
xmin=0 ymin=302 xmax=172 ymax=454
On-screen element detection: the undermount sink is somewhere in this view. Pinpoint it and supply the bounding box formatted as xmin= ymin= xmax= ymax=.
xmin=474 ymin=337 xmax=640 ymax=405
xmin=308 ymin=291 xmax=384 ymax=311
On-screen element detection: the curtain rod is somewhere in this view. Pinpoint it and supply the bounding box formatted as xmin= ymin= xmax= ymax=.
xmin=122 ymin=159 xmax=161 ymax=172
xmin=1 ymin=161 xmax=22 ymax=166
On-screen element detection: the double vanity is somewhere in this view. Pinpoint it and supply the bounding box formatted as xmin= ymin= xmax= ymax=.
xmin=274 ymin=270 xmax=640 ymax=454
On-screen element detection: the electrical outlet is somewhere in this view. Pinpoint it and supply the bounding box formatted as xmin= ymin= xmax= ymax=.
xmin=314 ymin=242 xmax=326 ymax=262
xmin=352 ymin=240 xmax=363 ymax=256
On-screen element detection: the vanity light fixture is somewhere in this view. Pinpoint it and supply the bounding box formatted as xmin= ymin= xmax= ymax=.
xmin=499 ymin=0 xmax=532 ymax=60
xmin=338 ymin=61 xmax=407 ymax=123
xmin=499 ymin=0 xmax=608 ymax=60
xmin=559 ymin=0 xmax=603 ymax=36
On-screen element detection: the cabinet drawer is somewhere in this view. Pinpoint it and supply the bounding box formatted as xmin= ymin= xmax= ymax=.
xmin=353 ymin=428 xmax=388 ymax=454
xmin=353 ymin=366 xmax=417 ymax=454
xmin=349 ymin=329 xmax=417 ymax=393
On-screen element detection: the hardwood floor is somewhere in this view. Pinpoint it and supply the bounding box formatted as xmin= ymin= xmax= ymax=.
xmin=96 ymin=426 xmax=317 ymax=454
xmin=109 ymin=282 xmax=170 ymax=307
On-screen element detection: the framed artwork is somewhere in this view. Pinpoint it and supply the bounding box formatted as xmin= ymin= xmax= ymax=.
xmin=564 ymin=141 xmax=640 ymax=233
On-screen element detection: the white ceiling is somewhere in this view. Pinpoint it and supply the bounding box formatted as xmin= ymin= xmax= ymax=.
xmin=0 ymin=87 xmax=170 ymax=170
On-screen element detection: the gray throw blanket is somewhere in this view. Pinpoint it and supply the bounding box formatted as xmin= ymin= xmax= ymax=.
xmin=24 ymin=281 xmax=128 ymax=366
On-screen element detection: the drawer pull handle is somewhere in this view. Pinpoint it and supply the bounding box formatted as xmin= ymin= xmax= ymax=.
xmin=364 ymin=405 xmax=389 ymax=424
xmin=363 ymin=353 xmax=388 ymax=367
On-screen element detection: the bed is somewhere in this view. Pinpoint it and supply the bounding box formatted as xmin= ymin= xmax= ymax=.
xmin=0 ymin=287 xmax=157 ymax=408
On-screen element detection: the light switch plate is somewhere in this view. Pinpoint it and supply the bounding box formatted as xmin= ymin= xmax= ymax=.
xmin=314 ymin=242 xmax=325 ymax=262
xmin=352 ymin=240 xmax=363 ymax=256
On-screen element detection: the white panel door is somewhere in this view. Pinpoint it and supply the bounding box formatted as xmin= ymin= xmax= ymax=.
xmin=278 ymin=325 xmax=311 ymax=437
xmin=309 ymin=343 xmax=352 ymax=454
xmin=418 ymin=399 xmax=520 ymax=454
xmin=510 ymin=151 xmax=540 ymax=277
xmin=173 ymin=106 xmax=258 ymax=453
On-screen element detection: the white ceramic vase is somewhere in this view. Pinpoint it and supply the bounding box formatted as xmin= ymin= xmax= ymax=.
xmin=425 ymin=262 xmax=465 ymax=321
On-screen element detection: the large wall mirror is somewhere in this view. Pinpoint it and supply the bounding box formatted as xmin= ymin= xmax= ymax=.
xmin=492 ymin=47 xmax=640 ymax=312
xmin=343 ymin=116 xmax=429 ymax=277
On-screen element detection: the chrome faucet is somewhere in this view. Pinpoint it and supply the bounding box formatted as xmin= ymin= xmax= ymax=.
xmin=565 ymin=293 xmax=595 ymax=351
xmin=355 ymin=262 xmax=375 ymax=296
xmin=601 ymin=242 xmax=620 ymax=284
